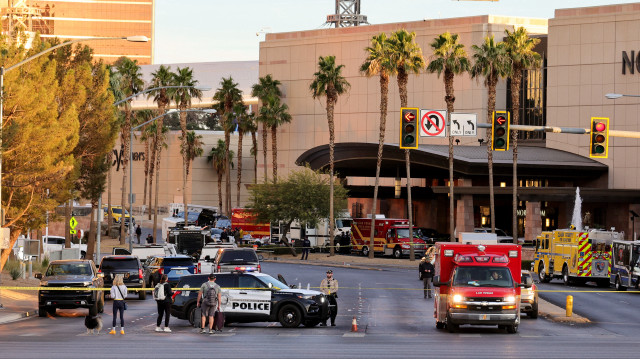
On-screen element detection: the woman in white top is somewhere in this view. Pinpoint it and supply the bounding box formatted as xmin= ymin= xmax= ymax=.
xmin=109 ymin=274 xmax=128 ymax=335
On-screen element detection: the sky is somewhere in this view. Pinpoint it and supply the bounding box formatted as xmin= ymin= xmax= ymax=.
xmin=154 ymin=0 xmax=640 ymax=64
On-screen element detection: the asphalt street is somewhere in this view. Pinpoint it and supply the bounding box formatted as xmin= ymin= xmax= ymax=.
xmin=1 ymin=262 xmax=640 ymax=358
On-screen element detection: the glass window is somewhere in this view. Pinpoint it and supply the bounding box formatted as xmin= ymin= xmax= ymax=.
xmin=219 ymin=250 xmax=258 ymax=263
xmin=46 ymin=263 xmax=92 ymax=276
xmin=239 ymin=275 xmax=266 ymax=289
xmin=257 ymin=275 xmax=290 ymax=290
xmin=100 ymin=258 xmax=138 ymax=270
xmin=162 ymin=257 xmax=193 ymax=267
xmin=452 ymin=267 xmax=514 ymax=288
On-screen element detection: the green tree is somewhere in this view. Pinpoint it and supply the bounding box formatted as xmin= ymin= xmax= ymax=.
xmin=246 ymin=112 xmax=259 ymax=185
xmin=148 ymin=121 xmax=169 ymax=242
xmin=248 ymin=167 xmax=348 ymax=256
xmin=260 ymin=96 xmax=291 ymax=182
xmin=207 ymin=139 xmax=234 ymax=212
xmin=135 ymin=109 xmax=154 ymax=216
xmin=106 ymin=66 xmax=124 ymax=235
xmin=213 ymin=77 xmax=243 ymax=215
xmin=426 ymin=32 xmax=470 ymax=241
xmin=171 ymin=66 xmax=203 ymax=225
xmin=471 ymin=35 xmax=511 ymax=235
xmin=505 ymin=27 xmax=541 ymax=242
xmin=360 ymin=33 xmax=395 ymax=258
xmin=0 ymin=38 xmax=78 ymax=271
xmin=235 ymin=103 xmax=253 ymax=207
xmin=147 ymin=64 xmax=175 ymax=235
xmin=181 ymin=130 xmax=204 ymax=176
xmin=113 ymin=57 xmax=144 ymax=244
xmin=310 ymin=55 xmax=350 ymax=257
xmin=389 ymin=29 xmax=425 ymax=261
xmin=251 ymin=75 xmax=282 ymax=182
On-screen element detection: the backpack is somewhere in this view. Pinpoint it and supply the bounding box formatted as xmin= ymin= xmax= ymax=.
xmin=153 ymin=283 xmax=166 ymax=301
xmin=204 ymin=283 xmax=218 ymax=306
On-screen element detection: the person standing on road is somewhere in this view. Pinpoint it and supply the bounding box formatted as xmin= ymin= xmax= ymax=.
xmin=109 ymin=274 xmax=128 ymax=335
xmin=196 ymin=274 xmax=222 ymax=334
xmin=135 ymin=225 xmax=142 ymax=244
xmin=420 ymin=257 xmax=435 ymax=298
xmin=155 ymin=274 xmax=173 ymax=333
xmin=320 ymin=269 xmax=339 ymax=326
xmin=300 ymin=235 xmax=310 ymax=260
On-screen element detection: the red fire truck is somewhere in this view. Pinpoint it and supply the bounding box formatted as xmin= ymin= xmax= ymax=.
xmin=231 ymin=209 xmax=270 ymax=238
xmin=350 ymin=218 xmax=427 ymax=258
xmin=433 ymin=243 xmax=530 ymax=333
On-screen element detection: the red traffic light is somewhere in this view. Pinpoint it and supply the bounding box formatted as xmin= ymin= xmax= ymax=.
xmin=496 ymin=116 xmax=506 ymax=125
xmin=594 ymin=134 xmax=605 ymax=143
xmin=594 ymin=122 xmax=606 ymax=132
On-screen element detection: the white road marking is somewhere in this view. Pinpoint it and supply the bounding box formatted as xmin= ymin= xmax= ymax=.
xmin=343 ymin=332 xmax=365 ymax=337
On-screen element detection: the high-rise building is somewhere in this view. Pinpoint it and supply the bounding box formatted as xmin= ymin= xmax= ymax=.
xmin=0 ymin=0 xmax=153 ymax=64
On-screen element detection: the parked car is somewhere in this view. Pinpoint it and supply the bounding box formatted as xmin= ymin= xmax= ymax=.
xmin=144 ymin=255 xmax=198 ymax=287
xmin=99 ymin=255 xmax=146 ymax=300
xmin=35 ymin=259 xmax=104 ymax=317
xmin=212 ymin=248 xmax=262 ymax=273
xmin=416 ymin=228 xmax=449 ymax=244
xmin=521 ymin=270 xmax=539 ymax=318
xmin=198 ymin=243 xmax=237 ymax=274
xmin=104 ymin=205 xmax=135 ymax=226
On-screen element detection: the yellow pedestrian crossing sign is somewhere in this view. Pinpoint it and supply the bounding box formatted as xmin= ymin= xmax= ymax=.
xmin=70 ymin=217 xmax=78 ymax=230
xmin=70 ymin=229 xmax=77 ymax=235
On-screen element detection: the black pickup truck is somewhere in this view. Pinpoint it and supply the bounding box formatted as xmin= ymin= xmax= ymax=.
xmin=35 ymin=259 xmax=105 ymax=317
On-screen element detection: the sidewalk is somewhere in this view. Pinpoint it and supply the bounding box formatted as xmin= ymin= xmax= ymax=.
xmin=0 ymin=273 xmax=39 ymax=324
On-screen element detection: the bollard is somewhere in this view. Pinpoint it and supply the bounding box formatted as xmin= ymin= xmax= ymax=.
xmin=566 ymin=295 xmax=573 ymax=317
xmin=28 ymin=259 xmax=32 ymax=278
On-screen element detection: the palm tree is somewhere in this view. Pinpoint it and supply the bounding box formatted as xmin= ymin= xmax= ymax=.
xmin=114 ymin=57 xmax=144 ymax=244
xmin=246 ymin=112 xmax=259 ymax=185
xmin=251 ymin=75 xmax=282 ymax=182
xmin=360 ymin=33 xmax=395 ymax=258
xmin=149 ymin=121 xmax=168 ymax=242
xmin=234 ymin=102 xmax=252 ymax=207
xmin=107 ymin=65 xmax=124 ymax=236
xmin=181 ymin=130 xmax=204 ymax=178
xmin=172 ymin=66 xmax=203 ymax=225
xmin=310 ymin=55 xmax=350 ymax=257
xmin=208 ymin=139 xmax=235 ymax=213
xmin=136 ymin=110 xmax=154 ymax=218
xmin=505 ymin=27 xmax=541 ymax=243
xmin=471 ymin=35 xmax=511 ymax=235
xmin=147 ymin=65 xmax=174 ymax=222
xmin=213 ymin=77 xmax=243 ymax=216
xmin=427 ymin=32 xmax=470 ymax=242
xmin=259 ymin=96 xmax=291 ymax=181
xmin=389 ymin=29 xmax=425 ymax=261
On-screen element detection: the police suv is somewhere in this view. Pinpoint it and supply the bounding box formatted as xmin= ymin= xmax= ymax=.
xmin=171 ymin=271 xmax=329 ymax=328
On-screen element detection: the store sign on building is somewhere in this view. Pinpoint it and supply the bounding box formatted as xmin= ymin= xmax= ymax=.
xmin=112 ymin=148 xmax=145 ymax=171
xmin=621 ymin=51 xmax=640 ymax=74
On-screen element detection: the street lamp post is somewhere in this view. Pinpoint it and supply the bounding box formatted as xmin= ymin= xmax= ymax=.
xmin=0 ymin=35 xmax=149 ymax=227
xmin=127 ymin=108 xmax=215 ymax=251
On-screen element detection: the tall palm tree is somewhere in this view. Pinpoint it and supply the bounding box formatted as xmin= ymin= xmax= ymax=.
xmin=213 ymin=77 xmax=243 ymax=216
xmin=246 ymin=112 xmax=259 ymax=185
xmin=360 ymin=33 xmax=395 ymax=258
xmin=389 ymin=29 xmax=425 ymax=261
xmin=310 ymin=55 xmax=350 ymax=257
xmin=471 ymin=35 xmax=511 ymax=235
xmin=251 ymin=75 xmax=282 ymax=182
xmin=172 ymin=66 xmax=203 ymax=225
xmin=259 ymin=96 xmax=291 ymax=181
xmin=147 ymin=65 xmax=174 ymax=222
xmin=107 ymin=65 xmax=124 ymax=236
xmin=207 ymin=139 xmax=234 ymax=213
xmin=181 ymin=130 xmax=204 ymax=178
xmin=427 ymin=32 xmax=470 ymax=241
xmin=114 ymin=57 xmax=144 ymax=244
xmin=505 ymin=27 xmax=541 ymax=243
xmin=136 ymin=110 xmax=154 ymax=217
xmin=234 ymin=102 xmax=252 ymax=207
xmin=149 ymin=121 xmax=168 ymax=242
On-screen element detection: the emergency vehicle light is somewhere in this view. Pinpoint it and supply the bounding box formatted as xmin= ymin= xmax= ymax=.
xmin=455 ymin=254 xmax=473 ymax=263
xmin=493 ymin=256 xmax=508 ymax=263
xmin=475 ymin=256 xmax=490 ymax=262
xmin=444 ymin=249 xmax=454 ymax=257
xmin=508 ymin=250 xmax=518 ymax=258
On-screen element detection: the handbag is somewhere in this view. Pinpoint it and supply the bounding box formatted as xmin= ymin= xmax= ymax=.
xmin=116 ymin=285 xmax=128 ymax=310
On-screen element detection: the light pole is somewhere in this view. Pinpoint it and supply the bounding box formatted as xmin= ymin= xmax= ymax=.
xmin=605 ymin=93 xmax=640 ymax=99
xmin=0 ymin=35 xmax=149 ymax=227
xmin=127 ymin=108 xmax=216 ymax=251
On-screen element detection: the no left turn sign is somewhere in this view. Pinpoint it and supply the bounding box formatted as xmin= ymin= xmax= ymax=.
xmin=419 ymin=109 xmax=447 ymax=137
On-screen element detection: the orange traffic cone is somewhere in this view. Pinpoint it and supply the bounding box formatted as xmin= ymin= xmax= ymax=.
xmin=351 ymin=316 xmax=358 ymax=332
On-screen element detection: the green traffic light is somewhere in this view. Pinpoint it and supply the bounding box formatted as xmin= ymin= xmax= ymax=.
xmin=593 ymin=145 xmax=605 ymax=154
xmin=404 ymin=135 xmax=415 ymax=145
xmin=495 ymin=138 xmax=506 ymax=148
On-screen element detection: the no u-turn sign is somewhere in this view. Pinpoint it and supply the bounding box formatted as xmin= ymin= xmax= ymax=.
xmin=419 ymin=109 xmax=447 ymax=137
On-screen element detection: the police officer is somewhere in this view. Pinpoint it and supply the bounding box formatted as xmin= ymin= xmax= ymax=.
xmin=300 ymin=235 xmax=311 ymax=260
xmin=320 ymin=269 xmax=339 ymax=326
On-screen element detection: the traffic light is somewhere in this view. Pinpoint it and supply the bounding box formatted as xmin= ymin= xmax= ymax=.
xmin=400 ymin=107 xmax=419 ymax=149
xmin=492 ymin=111 xmax=510 ymax=151
xmin=590 ymin=117 xmax=609 ymax=158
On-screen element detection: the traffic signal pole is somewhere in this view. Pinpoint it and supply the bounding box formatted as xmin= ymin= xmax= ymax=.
xmin=479 ymin=123 xmax=640 ymax=138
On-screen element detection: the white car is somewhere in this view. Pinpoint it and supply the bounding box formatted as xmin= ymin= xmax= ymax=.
xmin=473 ymin=228 xmax=524 ymax=245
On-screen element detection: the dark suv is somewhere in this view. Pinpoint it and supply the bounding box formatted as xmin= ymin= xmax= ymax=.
xmin=99 ymin=255 xmax=146 ymax=300
xmin=35 ymin=259 xmax=104 ymax=317
xmin=144 ymin=255 xmax=197 ymax=287
xmin=213 ymin=248 xmax=262 ymax=273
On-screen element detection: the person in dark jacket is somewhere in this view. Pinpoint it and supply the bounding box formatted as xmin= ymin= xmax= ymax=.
xmin=135 ymin=225 xmax=142 ymax=244
xmin=419 ymin=257 xmax=435 ymax=298
xmin=300 ymin=235 xmax=311 ymax=260
xmin=155 ymin=274 xmax=174 ymax=332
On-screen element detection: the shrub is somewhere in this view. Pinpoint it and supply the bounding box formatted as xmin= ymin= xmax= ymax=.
xmin=5 ymin=260 xmax=22 ymax=280
xmin=41 ymin=256 xmax=50 ymax=271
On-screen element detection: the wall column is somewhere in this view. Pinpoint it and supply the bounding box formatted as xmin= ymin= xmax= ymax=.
xmin=525 ymin=201 xmax=542 ymax=244
xmin=455 ymin=179 xmax=474 ymax=238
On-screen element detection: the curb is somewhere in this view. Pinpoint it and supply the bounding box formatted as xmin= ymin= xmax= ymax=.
xmin=537 ymin=298 xmax=590 ymax=324
xmin=0 ymin=309 xmax=38 ymax=325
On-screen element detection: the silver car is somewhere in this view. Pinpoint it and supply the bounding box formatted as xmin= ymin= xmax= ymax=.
xmin=520 ymin=270 xmax=539 ymax=319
